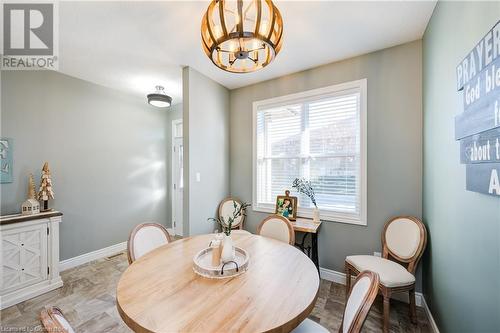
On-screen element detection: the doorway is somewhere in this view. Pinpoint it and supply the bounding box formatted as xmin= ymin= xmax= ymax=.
xmin=171 ymin=119 xmax=183 ymax=236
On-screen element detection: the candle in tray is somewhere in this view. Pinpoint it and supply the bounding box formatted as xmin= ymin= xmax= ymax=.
xmin=211 ymin=240 xmax=221 ymax=266
xmin=215 ymin=233 xmax=224 ymax=257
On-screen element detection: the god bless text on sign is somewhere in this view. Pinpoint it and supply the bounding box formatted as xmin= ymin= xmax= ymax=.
xmin=456 ymin=20 xmax=500 ymax=197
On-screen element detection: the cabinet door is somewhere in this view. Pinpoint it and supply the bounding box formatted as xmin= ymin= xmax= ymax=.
xmin=1 ymin=223 xmax=48 ymax=293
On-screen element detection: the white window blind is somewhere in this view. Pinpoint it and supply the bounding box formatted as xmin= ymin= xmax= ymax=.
xmin=253 ymin=80 xmax=367 ymax=225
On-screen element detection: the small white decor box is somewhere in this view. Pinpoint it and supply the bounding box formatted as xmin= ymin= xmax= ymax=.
xmin=0 ymin=211 xmax=63 ymax=309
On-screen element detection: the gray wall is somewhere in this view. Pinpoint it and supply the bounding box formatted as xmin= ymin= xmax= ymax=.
xmin=229 ymin=41 xmax=423 ymax=289
xmin=1 ymin=71 xmax=169 ymax=260
xmin=422 ymin=2 xmax=500 ymax=331
xmin=183 ymin=67 xmax=230 ymax=236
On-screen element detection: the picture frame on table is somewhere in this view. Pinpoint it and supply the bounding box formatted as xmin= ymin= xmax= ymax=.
xmin=275 ymin=190 xmax=298 ymax=221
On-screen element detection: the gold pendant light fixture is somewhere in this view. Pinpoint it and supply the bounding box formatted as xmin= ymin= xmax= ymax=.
xmin=201 ymin=0 xmax=283 ymax=73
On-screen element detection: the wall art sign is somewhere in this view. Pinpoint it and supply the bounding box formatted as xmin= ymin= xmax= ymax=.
xmin=456 ymin=20 xmax=500 ymax=196
xmin=0 ymin=138 xmax=13 ymax=183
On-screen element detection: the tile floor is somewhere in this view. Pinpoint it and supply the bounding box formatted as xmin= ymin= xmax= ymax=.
xmin=0 ymin=252 xmax=431 ymax=332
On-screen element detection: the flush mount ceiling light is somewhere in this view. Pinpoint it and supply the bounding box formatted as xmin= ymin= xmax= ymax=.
xmin=147 ymin=86 xmax=172 ymax=108
xmin=201 ymin=0 xmax=283 ymax=73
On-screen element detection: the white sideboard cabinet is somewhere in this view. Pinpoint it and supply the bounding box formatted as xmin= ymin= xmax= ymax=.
xmin=0 ymin=211 xmax=63 ymax=309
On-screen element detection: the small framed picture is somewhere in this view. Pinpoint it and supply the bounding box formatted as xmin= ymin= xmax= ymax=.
xmin=275 ymin=190 xmax=298 ymax=221
xmin=0 ymin=138 xmax=13 ymax=184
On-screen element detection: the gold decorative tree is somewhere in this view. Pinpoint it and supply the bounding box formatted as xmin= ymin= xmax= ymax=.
xmin=28 ymin=173 xmax=36 ymax=199
xmin=38 ymin=162 xmax=54 ymax=211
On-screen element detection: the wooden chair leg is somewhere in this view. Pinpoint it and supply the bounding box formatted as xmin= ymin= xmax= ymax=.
xmin=383 ymin=294 xmax=390 ymax=333
xmin=345 ymin=264 xmax=351 ymax=302
xmin=409 ymin=288 xmax=417 ymax=324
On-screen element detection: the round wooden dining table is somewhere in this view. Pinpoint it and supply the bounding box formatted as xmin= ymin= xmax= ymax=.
xmin=116 ymin=232 xmax=320 ymax=333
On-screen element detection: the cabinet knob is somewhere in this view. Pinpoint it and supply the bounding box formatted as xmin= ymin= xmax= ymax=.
xmin=21 ymin=268 xmax=24 ymax=271
xmin=21 ymin=243 xmax=24 ymax=246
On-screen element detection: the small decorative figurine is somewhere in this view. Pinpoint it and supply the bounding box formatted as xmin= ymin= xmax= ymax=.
xmin=38 ymin=162 xmax=54 ymax=211
xmin=21 ymin=174 xmax=40 ymax=215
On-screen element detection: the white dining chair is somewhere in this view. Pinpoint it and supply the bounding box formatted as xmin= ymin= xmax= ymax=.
xmin=40 ymin=306 xmax=75 ymax=333
xmin=257 ymin=215 xmax=295 ymax=245
xmin=127 ymin=222 xmax=172 ymax=264
xmin=293 ymin=271 xmax=380 ymax=333
xmin=345 ymin=216 xmax=427 ymax=333
xmin=218 ymin=197 xmax=246 ymax=230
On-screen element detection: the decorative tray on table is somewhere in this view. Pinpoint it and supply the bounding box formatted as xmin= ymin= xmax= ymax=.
xmin=193 ymin=247 xmax=249 ymax=279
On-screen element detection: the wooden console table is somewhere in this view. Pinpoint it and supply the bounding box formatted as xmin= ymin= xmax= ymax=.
xmin=290 ymin=218 xmax=322 ymax=271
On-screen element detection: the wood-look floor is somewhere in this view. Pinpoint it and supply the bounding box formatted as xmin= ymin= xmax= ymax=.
xmin=0 ymin=252 xmax=431 ymax=332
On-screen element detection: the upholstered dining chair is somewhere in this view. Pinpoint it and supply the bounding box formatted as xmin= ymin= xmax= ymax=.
xmin=218 ymin=197 xmax=246 ymax=230
xmin=127 ymin=223 xmax=172 ymax=264
xmin=345 ymin=216 xmax=427 ymax=333
xmin=257 ymin=215 xmax=295 ymax=245
xmin=40 ymin=306 xmax=75 ymax=333
xmin=293 ymin=271 xmax=380 ymax=333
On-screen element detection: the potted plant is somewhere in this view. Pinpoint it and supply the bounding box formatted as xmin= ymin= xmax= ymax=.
xmin=292 ymin=178 xmax=320 ymax=223
xmin=208 ymin=201 xmax=251 ymax=262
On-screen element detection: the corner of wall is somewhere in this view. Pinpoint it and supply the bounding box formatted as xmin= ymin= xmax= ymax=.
xmin=182 ymin=66 xmax=190 ymax=236
xmin=182 ymin=66 xmax=231 ymax=236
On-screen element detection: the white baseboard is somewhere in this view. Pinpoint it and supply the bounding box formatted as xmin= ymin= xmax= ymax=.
xmin=319 ymin=267 xmax=348 ymax=284
xmin=319 ymin=267 xmax=439 ymax=333
xmin=59 ymin=241 xmax=127 ymax=271
xmin=421 ymin=292 xmax=440 ymax=333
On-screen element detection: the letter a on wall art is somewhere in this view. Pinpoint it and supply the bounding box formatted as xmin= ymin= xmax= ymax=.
xmin=455 ymin=20 xmax=500 ymax=197
xmin=0 ymin=138 xmax=13 ymax=183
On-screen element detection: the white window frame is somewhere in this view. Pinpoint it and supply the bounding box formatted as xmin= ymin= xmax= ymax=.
xmin=252 ymin=79 xmax=367 ymax=225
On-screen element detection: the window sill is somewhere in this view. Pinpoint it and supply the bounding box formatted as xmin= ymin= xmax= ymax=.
xmin=252 ymin=205 xmax=366 ymax=226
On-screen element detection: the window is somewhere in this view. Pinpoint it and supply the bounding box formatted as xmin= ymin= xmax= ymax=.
xmin=252 ymin=79 xmax=367 ymax=225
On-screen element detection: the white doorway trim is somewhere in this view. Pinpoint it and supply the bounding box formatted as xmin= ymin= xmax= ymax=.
xmin=171 ymin=119 xmax=183 ymax=236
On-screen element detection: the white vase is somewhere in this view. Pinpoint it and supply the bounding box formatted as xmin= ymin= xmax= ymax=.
xmin=221 ymin=235 xmax=235 ymax=263
xmin=312 ymin=207 xmax=321 ymax=223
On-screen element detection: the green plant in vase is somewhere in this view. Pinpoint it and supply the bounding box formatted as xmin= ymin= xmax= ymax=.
xmin=208 ymin=201 xmax=251 ymax=262
xmin=208 ymin=201 xmax=251 ymax=236
xmin=292 ymin=178 xmax=320 ymax=222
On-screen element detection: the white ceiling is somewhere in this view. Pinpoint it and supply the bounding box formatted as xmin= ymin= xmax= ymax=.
xmin=58 ymin=1 xmax=436 ymax=105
